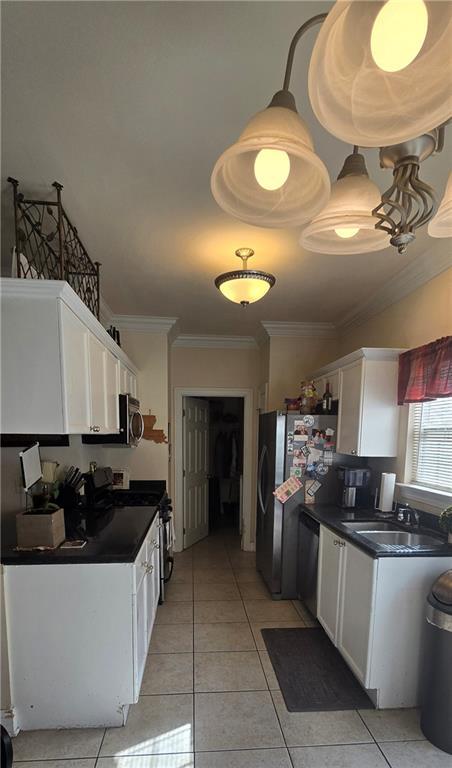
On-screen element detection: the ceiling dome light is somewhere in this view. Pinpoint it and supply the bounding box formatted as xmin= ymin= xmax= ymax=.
xmin=308 ymin=1 xmax=452 ymax=147
xmin=214 ymin=248 xmax=275 ymax=307
xmin=300 ymin=149 xmax=390 ymax=255
xmin=211 ymin=90 xmax=330 ymax=228
xmin=428 ymin=172 xmax=452 ymax=238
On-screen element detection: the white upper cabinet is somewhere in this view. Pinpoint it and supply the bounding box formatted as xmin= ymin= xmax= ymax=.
xmin=337 ymin=361 xmax=363 ymax=455
xmin=60 ymin=303 xmax=91 ymax=434
xmin=104 ymin=350 xmax=120 ymax=432
xmin=312 ymin=348 xmax=403 ymax=457
xmin=1 ymin=279 xmax=137 ymax=434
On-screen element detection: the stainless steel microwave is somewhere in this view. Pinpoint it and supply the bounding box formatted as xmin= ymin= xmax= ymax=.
xmin=82 ymin=394 xmax=144 ymax=446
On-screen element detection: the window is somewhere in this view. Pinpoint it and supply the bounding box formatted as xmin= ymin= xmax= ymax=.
xmin=409 ymin=398 xmax=452 ymax=492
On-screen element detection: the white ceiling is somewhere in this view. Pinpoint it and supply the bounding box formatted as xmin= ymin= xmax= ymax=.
xmin=2 ymin=1 xmax=451 ymax=335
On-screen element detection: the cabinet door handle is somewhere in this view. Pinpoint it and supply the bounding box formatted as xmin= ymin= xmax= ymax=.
xmin=350 ymin=449 xmax=357 ymax=455
xmin=92 ymin=425 xmax=101 ymax=433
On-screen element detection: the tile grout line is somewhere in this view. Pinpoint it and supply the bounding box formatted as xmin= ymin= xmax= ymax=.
xmin=94 ymin=726 xmax=107 ymax=767
xmin=356 ymin=709 xmax=393 ymax=768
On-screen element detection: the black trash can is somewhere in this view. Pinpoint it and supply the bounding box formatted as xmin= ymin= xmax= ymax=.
xmin=420 ymin=569 xmax=452 ymax=755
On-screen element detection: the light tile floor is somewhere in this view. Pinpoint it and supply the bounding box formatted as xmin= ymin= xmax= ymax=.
xmin=12 ymin=531 xmax=450 ymax=767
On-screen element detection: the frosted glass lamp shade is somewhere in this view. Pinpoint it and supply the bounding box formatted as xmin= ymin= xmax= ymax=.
xmin=218 ymin=275 xmax=272 ymax=305
xmin=428 ymin=172 xmax=452 ymax=238
xmin=214 ymin=247 xmax=276 ymax=306
xmin=211 ymin=104 xmax=330 ymax=228
xmin=308 ymin=1 xmax=452 ymax=147
xmin=300 ymin=174 xmax=389 ymax=254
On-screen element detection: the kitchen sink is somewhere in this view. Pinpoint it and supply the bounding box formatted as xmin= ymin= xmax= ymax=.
xmin=359 ymin=530 xmax=443 ymax=547
xmin=341 ymin=520 xmax=444 ymax=550
xmin=342 ymin=521 xmax=399 ymax=532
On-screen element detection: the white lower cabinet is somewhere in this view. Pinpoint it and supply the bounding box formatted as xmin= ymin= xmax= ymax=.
xmin=337 ymin=540 xmax=377 ymax=687
xmin=4 ymin=516 xmax=160 ymax=731
xmin=317 ymin=524 xmax=451 ymax=707
xmin=317 ymin=526 xmax=343 ymax=643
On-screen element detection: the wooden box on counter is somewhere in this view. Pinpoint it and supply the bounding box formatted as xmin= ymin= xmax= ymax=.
xmin=16 ymin=508 xmax=65 ymax=549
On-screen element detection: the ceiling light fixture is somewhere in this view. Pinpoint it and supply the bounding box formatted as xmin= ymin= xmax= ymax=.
xmin=214 ymin=248 xmax=275 ymax=307
xmin=300 ymin=147 xmax=389 ymax=255
xmin=308 ymin=1 xmax=452 ymax=148
xmin=212 ymin=1 xmax=451 ymax=254
xmin=210 ymin=15 xmax=331 ymax=229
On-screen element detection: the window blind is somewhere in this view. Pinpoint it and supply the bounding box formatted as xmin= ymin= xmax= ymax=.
xmin=410 ymin=398 xmax=452 ymax=491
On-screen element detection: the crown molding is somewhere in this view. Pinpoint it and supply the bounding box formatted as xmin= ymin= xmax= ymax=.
xmin=112 ymin=314 xmax=178 ymax=334
xmin=337 ymin=245 xmax=452 ymax=332
xmin=99 ymin=295 xmax=114 ymax=328
xmin=261 ymin=321 xmax=337 ymax=339
xmin=172 ymin=334 xmax=258 ymax=349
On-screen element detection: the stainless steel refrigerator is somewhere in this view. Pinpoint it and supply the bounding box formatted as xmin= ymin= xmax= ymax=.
xmin=256 ymin=411 xmax=339 ymax=600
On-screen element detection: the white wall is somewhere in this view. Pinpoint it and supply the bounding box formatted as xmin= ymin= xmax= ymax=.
xmin=266 ymin=336 xmax=339 ymax=411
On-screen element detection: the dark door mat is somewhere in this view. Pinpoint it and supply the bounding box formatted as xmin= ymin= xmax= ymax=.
xmin=261 ymin=627 xmax=375 ymax=712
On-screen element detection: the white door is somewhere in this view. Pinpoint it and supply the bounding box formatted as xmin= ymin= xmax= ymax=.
xmin=60 ymin=303 xmax=91 ymax=433
xmin=337 ymin=361 xmax=363 ymax=456
xmin=317 ymin=526 xmax=343 ymax=644
xmin=183 ymin=397 xmax=209 ymax=548
xmin=338 ymin=542 xmax=377 ymax=686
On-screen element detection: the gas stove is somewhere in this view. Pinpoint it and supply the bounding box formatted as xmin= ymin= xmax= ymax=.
xmin=112 ymin=480 xmax=167 ymax=509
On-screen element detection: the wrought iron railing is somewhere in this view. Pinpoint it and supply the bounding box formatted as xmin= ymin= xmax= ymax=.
xmin=7 ymin=178 xmax=101 ymax=319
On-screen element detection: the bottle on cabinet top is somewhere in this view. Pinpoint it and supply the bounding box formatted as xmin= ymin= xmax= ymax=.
xmin=322 ymin=382 xmax=332 ymax=413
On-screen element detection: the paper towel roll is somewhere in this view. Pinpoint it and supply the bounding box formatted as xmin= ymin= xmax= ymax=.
xmin=378 ymin=472 xmax=396 ymax=512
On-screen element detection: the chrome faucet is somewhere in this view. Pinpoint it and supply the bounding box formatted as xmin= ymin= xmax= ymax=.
xmin=397 ymin=504 xmax=420 ymax=528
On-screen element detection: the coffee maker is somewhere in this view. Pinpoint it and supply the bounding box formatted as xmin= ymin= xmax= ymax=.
xmin=337 ymin=466 xmax=371 ymax=508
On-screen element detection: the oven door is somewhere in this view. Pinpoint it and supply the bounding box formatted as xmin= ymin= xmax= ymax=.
xmin=129 ymin=402 xmax=144 ymax=446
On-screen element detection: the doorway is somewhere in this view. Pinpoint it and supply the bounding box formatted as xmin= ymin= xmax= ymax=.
xmin=205 ymin=396 xmax=244 ymax=536
xmin=173 ymin=387 xmax=254 ymax=552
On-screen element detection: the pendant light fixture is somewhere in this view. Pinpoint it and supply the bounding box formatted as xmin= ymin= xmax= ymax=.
xmin=308 ymin=1 xmax=452 ymax=148
xmin=300 ymin=148 xmax=389 ymax=254
xmin=211 ymin=1 xmax=451 ymax=254
xmin=428 ymin=172 xmax=452 ymax=238
xmin=214 ymin=248 xmax=275 ymax=307
xmin=210 ymin=16 xmax=330 ymax=229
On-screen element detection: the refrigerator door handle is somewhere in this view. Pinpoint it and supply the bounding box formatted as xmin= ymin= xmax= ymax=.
xmin=257 ymin=445 xmax=268 ymax=515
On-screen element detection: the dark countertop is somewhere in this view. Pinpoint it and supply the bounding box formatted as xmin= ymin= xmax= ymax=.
xmin=299 ymin=503 xmax=452 ymax=559
xmin=1 ymin=505 xmax=159 ymax=565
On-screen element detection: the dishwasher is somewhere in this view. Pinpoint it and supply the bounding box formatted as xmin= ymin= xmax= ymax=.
xmin=297 ymin=511 xmax=320 ymax=617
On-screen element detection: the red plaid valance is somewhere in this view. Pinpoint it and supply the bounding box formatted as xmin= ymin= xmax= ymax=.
xmin=398 ymin=336 xmax=452 ymax=405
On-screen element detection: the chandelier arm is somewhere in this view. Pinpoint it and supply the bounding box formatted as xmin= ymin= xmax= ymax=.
xmin=283 ymin=13 xmax=328 ymax=91
xmin=400 ymin=165 xmax=416 ymax=224
xmin=411 ymin=172 xmax=436 ymax=229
